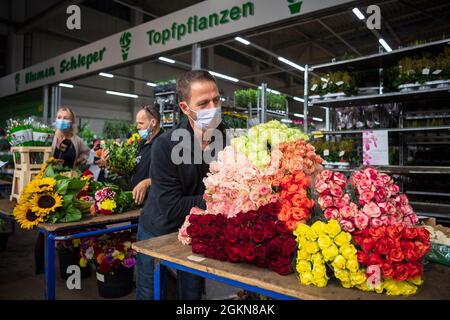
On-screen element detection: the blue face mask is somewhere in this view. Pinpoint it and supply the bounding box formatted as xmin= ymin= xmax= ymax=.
xmin=138 ymin=124 xmax=152 ymax=140
xmin=55 ymin=119 xmax=71 ymax=131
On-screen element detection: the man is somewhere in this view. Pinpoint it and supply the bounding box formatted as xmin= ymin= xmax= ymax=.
xmin=136 ymin=70 xmax=225 ymax=300
xmin=131 ymin=105 xmax=163 ymax=205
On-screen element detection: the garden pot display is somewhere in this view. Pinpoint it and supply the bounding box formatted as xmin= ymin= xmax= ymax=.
xmin=58 ymin=249 xmax=91 ymax=280
xmin=96 ymin=266 xmax=134 ymax=298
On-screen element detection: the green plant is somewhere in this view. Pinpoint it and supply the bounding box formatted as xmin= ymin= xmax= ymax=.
xmin=79 ymin=122 xmax=96 ymax=147
xmin=234 ymin=89 xmax=258 ymax=109
xmin=222 ymin=112 xmax=248 ymax=128
xmin=267 ymin=92 xmax=287 ymax=112
xmin=102 ymin=120 xmax=131 ymax=139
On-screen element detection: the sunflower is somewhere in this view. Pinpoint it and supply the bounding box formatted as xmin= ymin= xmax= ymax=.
xmin=31 ymin=192 xmax=63 ymax=216
xmin=13 ymin=202 xmax=46 ymax=229
xmin=27 ymin=177 xmax=57 ymax=194
xmin=36 ymin=157 xmax=58 ymax=179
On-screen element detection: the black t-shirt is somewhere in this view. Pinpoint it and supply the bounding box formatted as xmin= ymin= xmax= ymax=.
xmin=53 ymin=139 xmax=76 ymax=168
xmin=130 ymin=130 xmax=163 ymax=189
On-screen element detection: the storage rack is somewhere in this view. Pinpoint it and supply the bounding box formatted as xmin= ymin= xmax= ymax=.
xmin=154 ymin=81 xmax=178 ymax=129
xmin=302 ymin=38 xmax=450 ymax=223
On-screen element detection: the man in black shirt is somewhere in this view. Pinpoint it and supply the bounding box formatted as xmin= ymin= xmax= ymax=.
xmin=131 ymin=105 xmax=163 ymax=205
xmin=136 ymin=70 xmax=225 ymax=300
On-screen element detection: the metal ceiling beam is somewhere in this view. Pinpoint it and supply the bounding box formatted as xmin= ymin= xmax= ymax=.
xmin=292 ymin=28 xmax=337 ymax=58
xmin=16 ymin=0 xmax=85 ymax=34
xmin=317 ymin=19 xmax=362 ymax=56
xmin=113 ymin=0 xmax=159 ymax=19
xmin=398 ymin=0 xmax=450 ymax=28
xmin=384 ymin=20 xmax=402 ymax=45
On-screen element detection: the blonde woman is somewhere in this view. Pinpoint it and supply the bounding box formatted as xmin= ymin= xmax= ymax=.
xmin=51 ymin=106 xmax=91 ymax=168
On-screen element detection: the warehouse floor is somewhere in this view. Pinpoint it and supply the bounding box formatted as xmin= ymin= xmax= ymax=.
xmin=0 ymin=225 xmax=240 ymax=300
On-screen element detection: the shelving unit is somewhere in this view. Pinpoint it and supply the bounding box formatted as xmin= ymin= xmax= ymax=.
xmin=154 ymin=84 xmax=178 ymax=129
xmin=305 ymin=38 xmax=450 ymax=223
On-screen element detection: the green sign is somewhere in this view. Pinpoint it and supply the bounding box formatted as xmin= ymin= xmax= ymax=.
xmin=147 ymin=2 xmax=254 ymax=46
xmin=287 ymin=0 xmax=303 ymax=14
xmin=120 ymin=32 xmax=132 ymax=61
xmin=15 ymin=73 xmax=20 ymax=92
xmin=60 ymin=47 xmax=107 ymax=73
xmin=25 ymin=67 xmax=56 ymax=84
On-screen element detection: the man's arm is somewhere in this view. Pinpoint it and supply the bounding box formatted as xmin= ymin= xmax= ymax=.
xmin=150 ymin=138 xmax=205 ymax=226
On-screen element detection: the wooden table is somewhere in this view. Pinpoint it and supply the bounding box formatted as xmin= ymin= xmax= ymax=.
xmin=133 ymin=232 xmax=450 ymax=300
xmin=0 ymin=197 xmax=141 ymax=300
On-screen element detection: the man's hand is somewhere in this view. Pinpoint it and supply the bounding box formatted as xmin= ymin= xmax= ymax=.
xmin=132 ymin=178 xmax=151 ymax=205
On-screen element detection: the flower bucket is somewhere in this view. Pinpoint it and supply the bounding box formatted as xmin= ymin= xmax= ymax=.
xmin=58 ymin=248 xmax=91 ymax=280
xmin=96 ymin=266 xmax=134 ymax=298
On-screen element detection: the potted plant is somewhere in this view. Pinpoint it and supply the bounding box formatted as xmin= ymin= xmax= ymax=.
xmin=80 ymin=231 xmax=136 ymax=299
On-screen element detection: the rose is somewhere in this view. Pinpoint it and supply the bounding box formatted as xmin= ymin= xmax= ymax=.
xmin=354 ymin=211 xmax=370 ymax=230
xmin=314 ymin=180 xmax=330 ymax=195
xmin=416 ymin=227 xmax=430 ymax=243
xmin=322 ymin=245 xmax=339 ymax=261
xmin=368 ymin=253 xmax=383 ymax=266
xmin=330 ymin=184 xmax=344 ymax=198
xmin=387 ymin=224 xmax=404 ymax=241
xmin=334 ymin=232 xmax=351 ymax=247
xmin=357 ymin=251 xmax=369 ymax=265
xmin=393 ymin=264 xmax=410 ymax=281
xmin=369 ymin=226 xmax=386 ymax=240
xmin=357 ymin=179 xmax=372 ymax=193
xmin=318 ymin=195 xmax=334 ymax=209
xmin=400 ymin=204 xmax=414 ymax=215
xmin=339 ymin=204 xmax=357 ymax=219
xmin=364 ymin=168 xmax=378 ymax=181
xmin=351 ymin=171 xmax=365 ymax=184
xmin=374 ymin=238 xmax=389 ymax=255
xmin=332 ymin=172 xmax=347 ymax=188
xmin=378 ymin=173 xmax=391 ymax=184
xmin=324 ymin=207 xmax=339 ymax=220
xmin=362 ymin=202 xmax=381 ymax=218
xmin=281 ymin=238 xmax=297 ymax=256
xmin=381 ymin=262 xmax=394 ymax=278
xmin=373 ymin=188 xmax=387 ymax=203
xmin=340 ymin=244 xmax=357 ymax=260
xmin=387 ymin=248 xmax=404 ymax=263
xmin=334 ymin=195 xmax=351 ymax=209
xmin=360 ymin=237 xmax=375 ymax=252
xmin=406 ymin=263 xmax=422 ymax=279
xmin=360 ymin=190 xmax=375 ymax=204
xmin=346 ymin=259 xmax=359 ymax=273
xmin=319 ymin=170 xmax=333 ymax=182
xmin=414 ymin=241 xmax=430 ymax=257
xmin=340 ymin=219 xmax=355 ymax=232
xmin=402 ymin=227 xmax=418 ymax=240
xmin=388 ymin=183 xmax=400 ymax=195
xmin=370 ymin=218 xmax=383 ymax=228
xmin=401 ymin=241 xmax=419 ymax=262
xmin=404 ymin=214 xmax=419 ymax=226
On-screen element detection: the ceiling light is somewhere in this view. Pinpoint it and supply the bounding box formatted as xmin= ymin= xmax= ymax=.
xmin=352 ymin=8 xmax=365 ymax=20
xmin=235 ymin=37 xmax=250 ymax=45
xmin=158 ymin=56 xmax=176 ymax=64
xmin=378 ymin=38 xmax=393 ymax=52
xmin=209 ymin=71 xmax=239 ymax=83
xmin=99 ymin=72 xmax=114 ymax=78
xmin=293 ymin=96 xmax=304 ymax=102
xmin=313 ymin=117 xmax=324 ymax=122
xmin=294 ymin=113 xmax=304 ymax=118
xmin=146 ymin=82 xmax=157 ymax=87
xmin=106 ymin=90 xmax=138 ymax=98
xmin=278 ymin=57 xmax=305 ymax=71
xmin=58 ymin=83 xmax=74 ymax=88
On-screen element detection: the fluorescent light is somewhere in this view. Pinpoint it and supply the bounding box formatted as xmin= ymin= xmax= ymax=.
xmin=106 ymin=90 xmax=138 ymax=98
xmin=58 ymin=83 xmax=74 ymax=88
xmin=278 ymin=57 xmax=305 ymax=71
xmin=146 ymin=82 xmax=157 ymax=87
xmin=99 ymin=72 xmax=114 ymax=78
xmin=220 ymin=97 xmax=226 ymax=102
xmin=209 ymin=71 xmax=239 ymax=83
xmin=268 ymin=89 xmax=280 ymax=95
xmin=294 ymin=113 xmax=304 ymax=118
xmin=235 ymin=37 xmax=250 ymax=45
xmin=281 ymin=119 xmax=292 ymax=124
xmin=313 ymin=117 xmax=323 ymax=122
xmin=159 ymin=56 xmax=175 ymax=64
xmin=352 ymin=8 xmax=365 ymax=20
xmin=379 ymin=38 xmax=393 ymax=52
xmin=294 ymin=97 xmax=304 ymax=102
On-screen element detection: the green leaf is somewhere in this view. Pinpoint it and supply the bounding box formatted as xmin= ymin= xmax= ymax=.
xmin=56 ymin=179 xmax=70 ymax=195
xmin=43 ymin=164 xmax=55 ymax=178
xmin=59 ymin=205 xmax=82 ymax=223
xmin=48 ymin=210 xmax=63 ymax=224
xmin=68 ymin=179 xmax=86 ymax=191
xmin=63 ymin=194 xmax=74 ymax=208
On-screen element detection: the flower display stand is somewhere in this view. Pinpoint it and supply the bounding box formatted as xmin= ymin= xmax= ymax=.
xmin=10 ymin=146 xmax=52 ymax=201
xmin=96 ymin=266 xmax=134 ymax=298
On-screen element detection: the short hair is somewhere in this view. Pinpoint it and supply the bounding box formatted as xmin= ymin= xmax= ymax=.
xmin=142 ymin=105 xmax=161 ymax=123
xmin=176 ymin=69 xmax=217 ymax=103
xmin=56 ymin=106 xmax=77 ymax=135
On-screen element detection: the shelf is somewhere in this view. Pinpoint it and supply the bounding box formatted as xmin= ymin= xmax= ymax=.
xmin=310 ymin=87 xmax=450 ymax=107
xmin=406 ymin=191 xmax=450 ymax=197
xmin=162 ymin=110 xmax=175 ymax=113
xmin=318 ymin=126 xmax=450 ymax=135
xmin=410 ymin=201 xmax=450 ymax=219
xmin=155 ymin=91 xmax=175 ymax=96
xmin=330 ymin=165 xmax=450 ymax=174
xmin=311 ymin=38 xmax=450 ymax=72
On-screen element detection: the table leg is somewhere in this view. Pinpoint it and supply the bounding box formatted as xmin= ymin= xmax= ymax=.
xmin=154 ymin=261 xmax=161 ymax=300
xmin=44 ymin=231 xmax=56 ymax=300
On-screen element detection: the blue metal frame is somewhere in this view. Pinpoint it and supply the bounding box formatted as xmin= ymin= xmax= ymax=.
xmin=38 ymin=222 xmax=138 ymax=300
xmin=154 ymin=260 xmax=298 ymax=300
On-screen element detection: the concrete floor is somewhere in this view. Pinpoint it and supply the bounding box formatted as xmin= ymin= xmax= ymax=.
xmin=0 ymin=225 xmax=241 ymax=300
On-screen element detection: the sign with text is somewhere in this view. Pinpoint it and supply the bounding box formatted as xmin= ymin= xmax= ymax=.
xmin=362 ymin=130 xmax=389 ymax=166
xmin=0 ymin=0 xmax=353 ymax=98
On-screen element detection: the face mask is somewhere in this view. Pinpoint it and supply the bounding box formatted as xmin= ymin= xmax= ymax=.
xmin=138 ymin=123 xmax=153 ymax=140
xmin=188 ymin=107 xmax=221 ymax=130
xmin=55 ymin=119 xmax=71 ymax=131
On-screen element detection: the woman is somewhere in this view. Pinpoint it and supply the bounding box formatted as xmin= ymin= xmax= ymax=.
xmin=51 ymin=106 xmax=91 ymax=168
xmin=35 ymin=107 xmax=99 ymax=274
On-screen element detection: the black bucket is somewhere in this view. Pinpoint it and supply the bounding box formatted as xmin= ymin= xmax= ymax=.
xmin=97 ymin=266 xmax=134 ymax=299
xmin=58 ymin=248 xmax=91 ymax=280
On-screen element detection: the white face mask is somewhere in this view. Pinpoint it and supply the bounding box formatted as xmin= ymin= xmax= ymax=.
xmin=188 ymin=106 xmax=221 ymax=130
